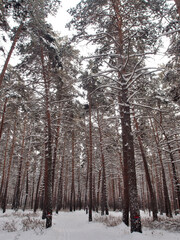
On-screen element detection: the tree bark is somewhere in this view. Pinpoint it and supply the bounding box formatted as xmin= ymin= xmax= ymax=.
xmin=111 ymin=0 xmax=142 ymax=232
xmin=174 ymin=0 xmax=180 ymax=16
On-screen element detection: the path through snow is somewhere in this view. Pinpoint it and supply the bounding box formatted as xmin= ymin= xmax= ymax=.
xmin=0 ymin=210 xmax=179 ymax=240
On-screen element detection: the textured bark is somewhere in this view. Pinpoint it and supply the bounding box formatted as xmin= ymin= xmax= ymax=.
xmin=174 ymin=0 xmax=180 ymax=16
xmin=111 ymin=0 xmax=142 ymax=232
xmin=0 ymin=23 xmax=23 ymax=88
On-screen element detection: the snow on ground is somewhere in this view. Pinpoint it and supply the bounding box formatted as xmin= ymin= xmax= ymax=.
xmin=0 ymin=209 xmax=179 ymax=240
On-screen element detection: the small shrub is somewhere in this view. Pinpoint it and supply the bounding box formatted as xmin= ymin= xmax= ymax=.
xmin=21 ymin=216 xmax=45 ymax=232
xmin=94 ymin=214 xmax=122 ymax=227
xmin=142 ymin=216 xmax=180 ymax=232
xmin=2 ymin=220 xmax=17 ymax=232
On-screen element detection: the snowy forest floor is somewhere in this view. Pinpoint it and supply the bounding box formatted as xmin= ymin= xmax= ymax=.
xmin=0 ymin=210 xmax=180 ymax=240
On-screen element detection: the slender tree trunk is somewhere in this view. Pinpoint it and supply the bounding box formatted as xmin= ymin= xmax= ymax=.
xmin=84 ymin=118 xmax=90 ymax=213
xmin=40 ymin=46 xmax=53 ymax=228
xmin=52 ymin=111 xmax=61 ymax=194
xmin=0 ymin=127 xmax=10 ymax=199
xmin=13 ymin=118 xmax=26 ymax=210
xmin=152 ymin=118 xmax=177 ymax=214
xmin=133 ymin=113 xmax=158 ymax=220
xmin=70 ymin=130 xmax=75 ymax=212
xmin=96 ymin=169 xmax=101 ymax=212
xmin=56 ymin=135 xmax=66 ymax=213
xmin=88 ymin=96 xmax=93 ymax=222
xmin=112 ymin=177 xmax=116 ymax=211
xmin=97 ymin=109 xmax=108 ymax=215
xmin=23 ymin=171 xmax=29 ymax=211
xmin=34 ymin=160 xmax=43 ymax=212
xmin=1 ymin=113 xmax=17 ymax=213
xmin=0 ymin=98 xmax=7 ymax=140
xmin=77 ymin=164 xmax=82 ymax=210
xmin=0 ymin=23 xmax=23 ymax=88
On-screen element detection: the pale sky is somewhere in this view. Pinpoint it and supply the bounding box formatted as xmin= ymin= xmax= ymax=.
xmin=47 ymin=0 xmax=81 ymax=36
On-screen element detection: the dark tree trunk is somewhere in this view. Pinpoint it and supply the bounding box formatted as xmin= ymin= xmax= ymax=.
xmin=88 ymin=96 xmax=93 ymax=222
xmin=84 ymin=119 xmax=90 ymax=212
xmin=96 ymin=169 xmax=101 ymax=213
xmin=0 ymin=98 xmax=7 ymax=140
xmin=70 ymin=130 xmax=76 ymax=212
xmin=23 ymin=171 xmax=29 ymax=211
xmin=174 ymin=0 xmax=180 ymax=16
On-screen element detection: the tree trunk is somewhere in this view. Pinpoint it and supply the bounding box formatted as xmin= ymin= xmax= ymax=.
xmin=0 ymin=98 xmax=7 ymax=140
xmin=1 ymin=113 xmax=17 ymax=213
xmin=0 ymin=23 xmax=23 ymax=88
xmin=96 ymin=169 xmax=101 ymax=212
xmin=40 ymin=46 xmax=53 ymax=228
xmin=88 ymin=96 xmax=93 ymax=222
xmin=111 ymin=0 xmax=142 ymax=232
xmin=174 ymin=0 xmax=180 ymax=16
xmin=70 ymin=130 xmax=75 ymax=212
xmin=52 ymin=111 xmax=61 ymax=195
xmin=97 ymin=109 xmax=109 ymax=216
xmin=13 ymin=118 xmax=26 ymax=210
xmin=133 ymin=113 xmax=158 ymax=220
xmin=34 ymin=161 xmax=43 ymax=212
xmin=0 ymin=127 xmax=10 ymax=200
xmin=56 ymin=135 xmax=66 ymax=213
